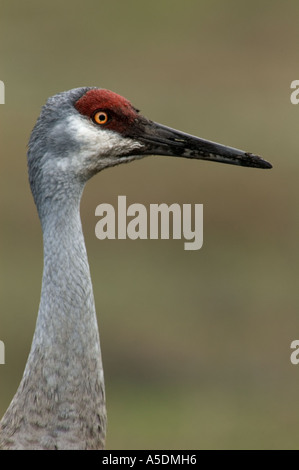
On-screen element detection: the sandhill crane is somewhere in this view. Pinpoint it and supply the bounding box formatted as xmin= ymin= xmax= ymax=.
xmin=0 ymin=87 xmax=272 ymax=450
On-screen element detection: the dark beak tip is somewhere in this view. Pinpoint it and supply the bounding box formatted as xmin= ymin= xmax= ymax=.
xmin=245 ymin=153 xmax=272 ymax=169
xmin=263 ymin=161 xmax=273 ymax=169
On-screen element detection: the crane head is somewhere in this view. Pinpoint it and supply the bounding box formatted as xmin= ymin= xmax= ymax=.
xmin=28 ymin=87 xmax=272 ymax=212
xmin=74 ymin=87 xmax=272 ymax=172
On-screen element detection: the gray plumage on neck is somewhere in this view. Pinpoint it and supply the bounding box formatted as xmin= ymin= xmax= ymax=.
xmin=0 ymin=195 xmax=106 ymax=449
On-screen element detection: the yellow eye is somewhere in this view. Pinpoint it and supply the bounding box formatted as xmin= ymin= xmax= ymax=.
xmin=93 ymin=110 xmax=109 ymax=125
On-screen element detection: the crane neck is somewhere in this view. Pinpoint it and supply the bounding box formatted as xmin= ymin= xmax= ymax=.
xmin=0 ymin=176 xmax=106 ymax=449
xmin=37 ymin=180 xmax=97 ymax=355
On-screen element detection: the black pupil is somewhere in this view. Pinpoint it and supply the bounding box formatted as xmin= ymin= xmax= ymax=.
xmin=99 ymin=113 xmax=106 ymax=121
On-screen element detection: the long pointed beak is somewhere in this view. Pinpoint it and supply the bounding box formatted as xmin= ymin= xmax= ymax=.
xmin=131 ymin=119 xmax=272 ymax=169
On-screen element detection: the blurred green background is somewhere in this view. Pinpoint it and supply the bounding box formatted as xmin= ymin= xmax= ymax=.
xmin=1 ymin=0 xmax=299 ymax=450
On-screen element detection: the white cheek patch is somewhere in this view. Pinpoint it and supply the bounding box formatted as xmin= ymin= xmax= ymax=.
xmin=49 ymin=114 xmax=144 ymax=175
